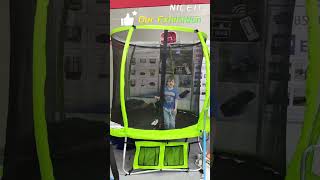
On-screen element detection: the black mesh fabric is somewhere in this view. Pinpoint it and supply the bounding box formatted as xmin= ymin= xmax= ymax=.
xmin=41 ymin=0 xmax=109 ymax=179
xmin=111 ymin=29 xmax=204 ymax=130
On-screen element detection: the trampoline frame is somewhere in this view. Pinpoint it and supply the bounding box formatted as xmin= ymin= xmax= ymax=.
xmin=32 ymin=0 xmax=210 ymax=178
xmin=110 ymin=25 xmax=210 ymax=178
xmin=33 ymin=0 xmax=55 ymax=179
xmin=30 ymin=0 xmax=320 ymax=179
xmin=110 ymin=25 xmax=211 ymax=140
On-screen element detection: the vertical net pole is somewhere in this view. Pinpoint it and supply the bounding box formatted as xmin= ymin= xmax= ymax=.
xmin=120 ymin=26 xmax=135 ymax=129
xmin=197 ymin=31 xmax=210 ymax=131
xmin=33 ymin=0 xmax=55 ymax=179
xmin=286 ymin=0 xmax=320 ymax=179
xmin=197 ymin=30 xmax=210 ymax=180
xmin=160 ymin=30 xmax=169 ymax=128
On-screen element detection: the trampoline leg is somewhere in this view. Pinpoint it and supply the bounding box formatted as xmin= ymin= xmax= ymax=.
xmin=122 ymin=137 xmax=130 ymax=175
xmin=198 ymin=137 xmax=203 ymax=153
xmin=192 ymin=137 xmax=204 ymax=172
xmin=202 ymin=131 xmax=207 ymax=180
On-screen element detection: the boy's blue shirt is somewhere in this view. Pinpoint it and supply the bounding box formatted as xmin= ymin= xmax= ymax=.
xmin=163 ymin=87 xmax=179 ymax=110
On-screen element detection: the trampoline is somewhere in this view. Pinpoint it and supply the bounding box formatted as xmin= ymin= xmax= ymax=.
xmin=4 ymin=0 xmax=319 ymax=179
xmin=3 ymin=0 xmax=108 ymax=180
xmin=110 ymin=25 xmax=210 ymax=175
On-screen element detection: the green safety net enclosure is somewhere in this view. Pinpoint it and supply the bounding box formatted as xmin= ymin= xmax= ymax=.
xmin=286 ymin=0 xmax=320 ymax=179
xmin=3 ymin=0 xmax=108 ymax=180
xmin=110 ymin=25 xmax=210 ymax=140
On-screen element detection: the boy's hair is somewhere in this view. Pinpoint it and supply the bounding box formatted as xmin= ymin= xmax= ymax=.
xmin=166 ymin=76 xmax=175 ymax=83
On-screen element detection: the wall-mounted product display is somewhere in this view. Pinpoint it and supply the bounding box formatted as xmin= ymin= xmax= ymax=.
xmin=292 ymin=87 xmax=306 ymax=106
xmin=63 ymin=9 xmax=88 ymax=49
xmin=216 ymin=45 xmax=259 ymax=83
xmin=68 ymin=0 xmax=88 ymax=13
xmin=220 ymin=90 xmax=256 ymax=117
xmin=292 ymin=62 xmax=307 ymax=81
xmin=266 ymin=80 xmax=282 ymax=104
xmin=97 ymin=54 xmax=109 ymax=79
xmin=213 ymin=0 xmax=261 ymax=42
xmin=93 ymin=27 xmax=108 ymax=48
xmin=63 ymin=50 xmax=88 ymax=81
xmin=64 ymin=55 xmax=83 ymax=80
xmin=212 ymin=0 xmax=292 ymax=174
xmin=127 ymin=48 xmax=161 ymax=97
xmin=111 ymin=28 xmax=208 ymax=130
xmin=59 ymin=0 xmax=109 ymax=112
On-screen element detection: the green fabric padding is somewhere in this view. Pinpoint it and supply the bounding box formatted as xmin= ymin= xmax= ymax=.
xmin=307 ymin=109 xmax=320 ymax=179
xmin=163 ymin=142 xmax=188 ymax=169
xmin=136 ymin=25 xmax=195 ymax=32
xmin=197 ymin=32 xmax=210 ymax=131
xmin=164 ymin=146 xmax=184 ymax=166
xmin=138 ymin=147 xmax=160 ymax=166
xmin=111 ymin=26 xmax=130 ymax=35
xmin=33 ymin=0 xmax=55 ymax=179
xmin=285 ymin=0 xmax=320 ymax=179
xmin=111 ymin=25 xmax=204 ymax=35
xmin=111 ymin=125 xmax=201 ymax=140
xmin=134 ymin=141 xmax=164 ymax=169
xmin=133 ymin=141 xmax=188 ymax=169
xmin=120 ymin=27 xmax=135 ymax=130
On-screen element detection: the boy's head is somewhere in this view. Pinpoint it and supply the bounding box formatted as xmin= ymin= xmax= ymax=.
xmin=166 ymin=76 xmax=175 ymax=88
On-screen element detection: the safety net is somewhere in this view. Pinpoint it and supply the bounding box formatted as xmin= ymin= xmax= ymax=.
xmin=111 ymin=26 xmax=208 ymax=133
xmin=33 ymin=0 xmax=108 ymax=179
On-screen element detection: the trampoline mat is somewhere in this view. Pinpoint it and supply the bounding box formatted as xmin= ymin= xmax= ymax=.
xmin=113 ymin=102 xmax=199 ymax=129
xmin=128 ymin=109 xmax=198 ymax=129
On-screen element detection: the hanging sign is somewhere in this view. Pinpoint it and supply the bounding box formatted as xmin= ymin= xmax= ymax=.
xmin=160 ymin=31 xmax=177 ymax=44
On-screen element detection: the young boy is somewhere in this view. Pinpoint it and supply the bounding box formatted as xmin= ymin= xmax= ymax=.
xmin=155 ymin=76 xmax=179 ymax=129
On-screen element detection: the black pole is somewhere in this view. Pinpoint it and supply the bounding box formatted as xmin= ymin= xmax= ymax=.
xmin=160 ymin=30 xmax=169 ymax=102
xmin=159 ymin=30 xmax=169 ymax=128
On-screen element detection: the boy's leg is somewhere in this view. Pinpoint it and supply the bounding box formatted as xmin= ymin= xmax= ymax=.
xmin=163 ymin=109 xmax=170 ymax=129
xmin=171 ymin=110 xmax=176 ymax=129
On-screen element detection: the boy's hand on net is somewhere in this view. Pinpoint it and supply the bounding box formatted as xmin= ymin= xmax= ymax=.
xmin=154 ymin=96 xmax=160 ymax=101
